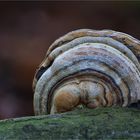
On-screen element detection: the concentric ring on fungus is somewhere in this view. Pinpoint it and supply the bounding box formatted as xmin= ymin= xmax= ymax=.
xmin=33 ymin=29 xmax=140 ymax=115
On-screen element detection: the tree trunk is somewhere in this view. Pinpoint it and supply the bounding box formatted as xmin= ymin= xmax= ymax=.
xmin=0 ymin=107 xmax=140 ymax=140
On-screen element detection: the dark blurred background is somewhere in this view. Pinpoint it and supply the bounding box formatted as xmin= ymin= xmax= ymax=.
xmin=0 ymin=1 xmax=140 ymax=119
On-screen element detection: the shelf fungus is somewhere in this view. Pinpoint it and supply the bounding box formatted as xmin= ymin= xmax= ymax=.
xmin=33 ymin=29 xmax=140 ymax=115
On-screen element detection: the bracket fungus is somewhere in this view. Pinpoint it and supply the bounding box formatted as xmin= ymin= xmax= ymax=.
xmin=33 ymin=29 xmax=140 ymax=115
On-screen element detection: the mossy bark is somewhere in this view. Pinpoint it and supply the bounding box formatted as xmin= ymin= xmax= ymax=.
xmin=0 ymin=107 xmax=140 ymax=140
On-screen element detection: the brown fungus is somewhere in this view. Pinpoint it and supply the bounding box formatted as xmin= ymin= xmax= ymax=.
xmin=33 ymin=29 xmax=140 ymax=115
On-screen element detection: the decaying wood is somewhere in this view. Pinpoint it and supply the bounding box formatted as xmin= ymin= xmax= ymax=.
xmin=0 ymin=107 xmax=140 ymax=140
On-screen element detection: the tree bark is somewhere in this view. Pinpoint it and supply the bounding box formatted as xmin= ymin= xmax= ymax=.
xmin=0 ymin=107 xmax=140 ymax=140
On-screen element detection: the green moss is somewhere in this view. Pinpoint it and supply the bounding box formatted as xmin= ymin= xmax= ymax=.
xmin=0 ymin=107 xmax=140 ymax=140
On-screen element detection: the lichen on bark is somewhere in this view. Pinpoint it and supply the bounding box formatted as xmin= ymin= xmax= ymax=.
xmin=0 ymin=107 xmax=140 ymax=140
